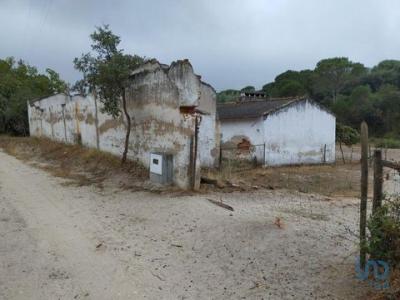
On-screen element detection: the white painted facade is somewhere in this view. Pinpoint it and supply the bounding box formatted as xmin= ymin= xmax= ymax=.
xmin=219 ymin=117 xmax=265 ymax=163
xmin=219 ymin=99 xmax=336 ymax=165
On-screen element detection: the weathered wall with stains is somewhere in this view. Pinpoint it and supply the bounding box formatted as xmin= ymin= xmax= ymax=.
xmin=28 ymin=93 xmax=69 ymax=142
xmin=28 ymin=60 xmax=218 ymax=189
xmin=263 ymin=99 xmax=335 ymax=165
xmin=197 ymin=82 xmax=220 ymax=167
xmin=219 ymin=117 xmax=265 ymax=163
xmin=28 ymin=93 xmax=100 ymax=147
xmin=218 ymin=99 xmax=336 ymax=165
xmin=123 ymin=59 xmax=201 ymax=188
xmin=220 ymin=117 xmax=264 ymax=147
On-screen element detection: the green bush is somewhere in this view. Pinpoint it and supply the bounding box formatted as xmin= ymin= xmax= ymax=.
xmin=366 ymin=197 xmax=400 ymax=267
xmin=373 ymin=138 xmax=400 ymax=149
xmin=336 ymin=123 xmax=359 ymax=146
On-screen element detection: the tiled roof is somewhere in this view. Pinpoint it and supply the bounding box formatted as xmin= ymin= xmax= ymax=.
xmin=217 ymin=97 xmax=305 ymax=120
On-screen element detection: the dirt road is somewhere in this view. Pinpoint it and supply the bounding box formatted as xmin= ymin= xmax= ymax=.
xmin=0 ymin=150 xmax=370 ymax=299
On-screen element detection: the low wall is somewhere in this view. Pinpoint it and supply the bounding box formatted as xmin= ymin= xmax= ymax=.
xmin=28 ymin=60 xmax=218 ymax=189
xmin=28 ymin=93 xmax=197 ymax=189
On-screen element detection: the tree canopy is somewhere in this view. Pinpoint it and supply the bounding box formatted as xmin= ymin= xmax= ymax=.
xmin=240 ymin=86 xmax=256 ymax=93
xmin=217 ymin=57 xmax=400 ymax=139
xmin=74 ymin=25 xmax=144 ymax=163
xmin=0 ymin=57 xmax=67 ymax=135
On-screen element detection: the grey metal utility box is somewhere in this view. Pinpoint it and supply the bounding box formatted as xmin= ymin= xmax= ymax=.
xmin=149 ymin=152 xmax=173 ymax=185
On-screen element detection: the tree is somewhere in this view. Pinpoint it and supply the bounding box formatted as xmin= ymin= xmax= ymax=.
xmin=240 ymin=86 xmax=256 ymax=93
xmin=262 ymin=70 xmax=313 ymax=98
xmin=336 ymin=123 xmax=359 ymax=163
xmin=363 ymin=60 xmax=400 ymax=92
xmin=262 ymin=82 xmax=276 ymax=97
xmin=277 ymin=80 xmax=306 ymax=97
xmin=46 ymin=68 xmax=68 ymax=93
xmin=0 ymin=57 xmax=66 ymax=135
xmin=74 ymin=25 xmax=144 ymax=164
xmin=376 ymin=84 xmax=400 ymax=135
xmin=216 ymin=89 xmax=240 ymax=103
xmin=228 ymin=57 xmax=400 ymax=140
xmin=314 ymin=57 xmax=364 ymax=103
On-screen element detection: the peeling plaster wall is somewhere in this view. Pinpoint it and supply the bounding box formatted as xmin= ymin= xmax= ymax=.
xmin=263 ymin=99 xmax=336 ymax=165
xmin=220 ymin=117 xmax=264 ymax=146
xmin=218 ymin=99 xmax=336 ymax=165
xmin=70 ymin=95 xmax=98 ymax=148
xmin=124 ymin=60 xmax=200 ymax=188
xmin=219 ymin=117 xmax=265 ymax=162
xmin=198 ymin=83 xmax=219 ymax=167
xmin=28 ymin=94 xmax=100 ymax=147
xmin=28 ymin=93 xmax=69 ymax=140
xmin=28 ymin=60 xmax=218 ymax=189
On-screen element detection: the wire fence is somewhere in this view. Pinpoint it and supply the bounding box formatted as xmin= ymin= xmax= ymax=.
xmin=206 ymin=141 xmax=400 ymax=199
xmin=206 ymin=144 xmax=353 ymax=195
xmin=220 ymin=143 xmax=346 ymax=173
xmin=384 ymin=168 xmax=400 ymax=198
xmin=377 ymin=148 xmax=400 ymax=198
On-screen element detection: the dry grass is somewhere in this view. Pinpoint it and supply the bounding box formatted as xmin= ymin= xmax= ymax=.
xmin=0 ymin=136 xmax=148 ymax=188
xmin=0 ymin=136 xmax=378 ymax=197
xmin=367 ymin=268 xmax=400 ymax=300
xmin=203 ymin=161 xmax=368 ymax=197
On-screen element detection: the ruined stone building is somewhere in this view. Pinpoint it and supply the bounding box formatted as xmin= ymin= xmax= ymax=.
xmin=217 ymin=95 xmax=336 ymax=165
xmin=28 ymin=60 xmax=338 ymax=188
xmin=28 ymin=59 xmax=219 ymax=189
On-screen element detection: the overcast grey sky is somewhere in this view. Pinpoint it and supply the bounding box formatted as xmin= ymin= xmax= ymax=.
xmin=1 ymin=0 xmax=400 ymax=91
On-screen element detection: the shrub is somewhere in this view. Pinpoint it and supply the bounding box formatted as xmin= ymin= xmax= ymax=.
xmin=366 ymin=196 xmax=400 ymax=267
xmin=373 ymin=138 xmax=400 ymax=149
xmin=336 ymin=123 xmax=360 ymax=146
xmin=336 ymin=123 xmax=359 ymax=163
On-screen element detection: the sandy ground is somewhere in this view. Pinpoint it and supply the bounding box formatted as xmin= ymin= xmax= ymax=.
xmin=0 ymin=150 xmax=373 ymax=300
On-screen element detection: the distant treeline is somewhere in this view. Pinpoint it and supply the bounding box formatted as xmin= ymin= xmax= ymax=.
xmin=2 ymin=55 xmax=400 ymax=140
xmin=218 ymin=57 xmax=400 ymax=139
xmin=0 ymin=57 xmax=67 ymax=135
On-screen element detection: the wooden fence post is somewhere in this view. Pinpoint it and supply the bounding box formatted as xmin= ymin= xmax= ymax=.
xmin=192 ymin=116 xmax=200 ymax=191
xmin=360 ymin=121 xmax=369 ymax=268
xmin=61 ymin=104 xmax=67 ymax=142
xmin=93 ymin=90 xmax=100 ymax=150
xmin=373 ymin=149 xmax=383 ymax=214
xmin=219 ymin=146 xmax=222 ymax=169
xmin=384 ymin=147 xmax=388 ymax=160
xmin=368 ymin=144 xmax=372 ymax=167
xmin=189 ymin=135 xmax=195 ymax=189
xmin=263 ymin=143 xmax=266 ymax=166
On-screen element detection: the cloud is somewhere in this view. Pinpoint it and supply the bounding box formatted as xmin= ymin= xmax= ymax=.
xmin=1 ymin=0 xmax=400 ymax=90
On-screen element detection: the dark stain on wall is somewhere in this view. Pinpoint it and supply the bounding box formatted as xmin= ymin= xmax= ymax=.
xmin=98 ymin=116 xmax=125 ymax=134
xmin=85 ymin=112 xmax=96 ymax=125
xmin=222 ymin=135 xmax=252 ymax=149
